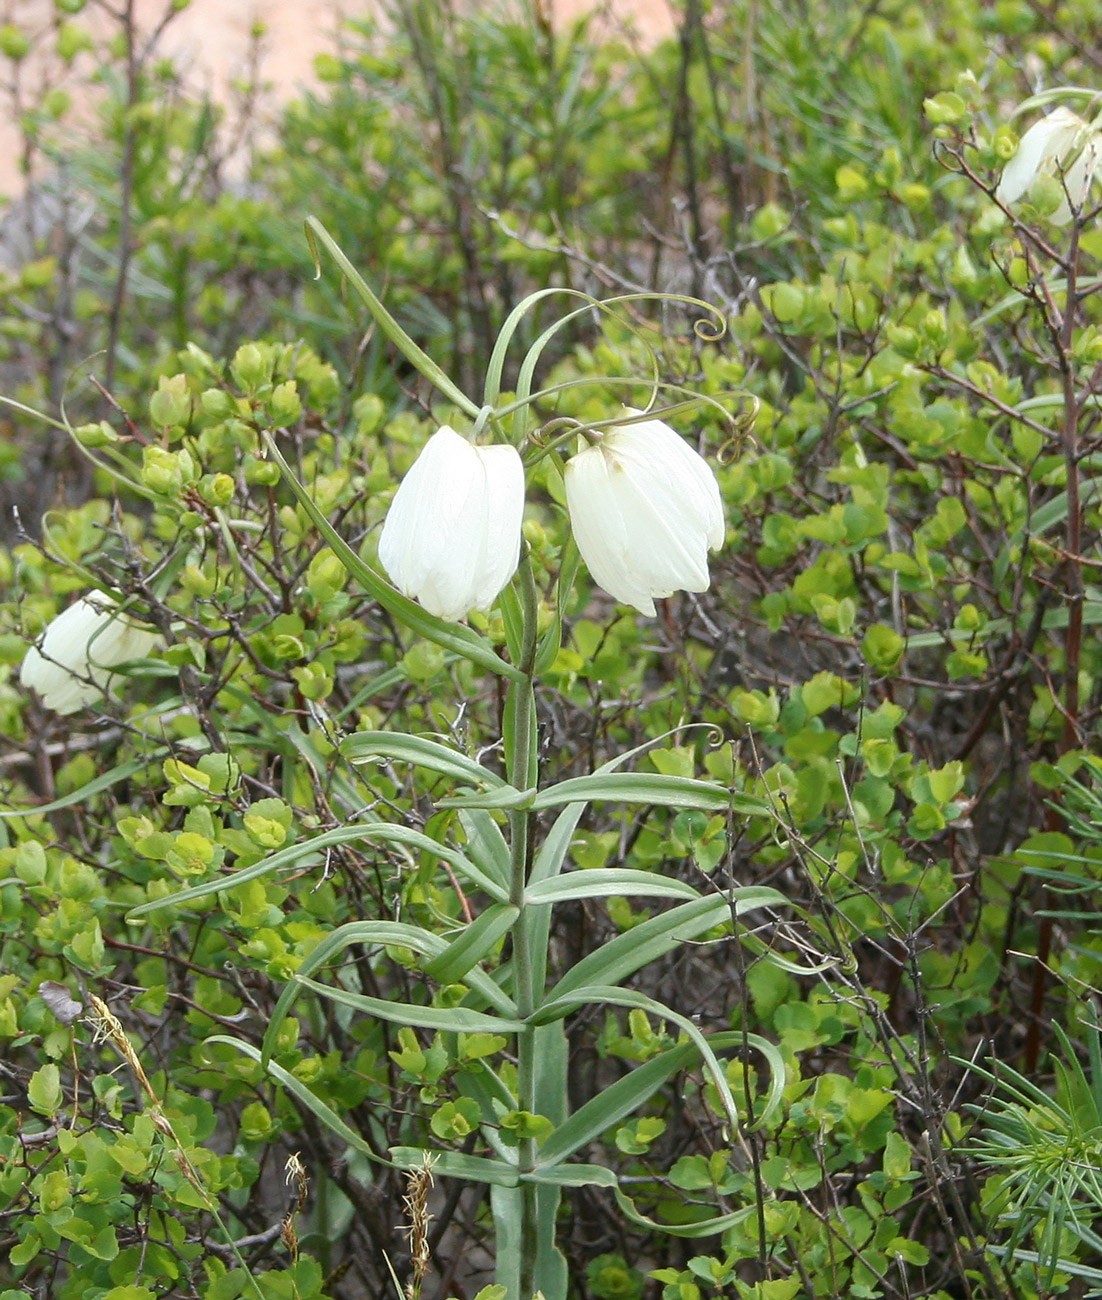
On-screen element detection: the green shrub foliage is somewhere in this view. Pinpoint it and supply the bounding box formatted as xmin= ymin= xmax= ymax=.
xmin=4 ymin=1 xmax=1102 ymax=1299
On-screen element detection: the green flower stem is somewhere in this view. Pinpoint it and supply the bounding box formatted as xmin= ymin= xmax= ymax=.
xmin=505 ymin=552 xmax=545 ymax=1298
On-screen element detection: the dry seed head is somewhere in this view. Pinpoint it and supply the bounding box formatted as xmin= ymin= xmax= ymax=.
xmin=86 ymin=993 xmax=125 ymax=1046
xmin=285 ymin=1151 xmax=308 ymax=1204
xmin=401 ymin=1155 xmax=436 ymax=1300
xmin=172 ymin=1145 xmax=209 ymax=1198
xmin=150 ymin=1110 xmax=175 ymax=1139
xmin=281 ymin=1152 xmax=308 ymax=1262
xmin=86 ymin=992 xmax=157 ymax=1102
xmin=85 ymin=992 xmax=208 ymax=1203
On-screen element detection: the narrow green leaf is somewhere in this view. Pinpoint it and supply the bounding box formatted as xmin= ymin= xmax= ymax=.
xmin=391 ymin=1147 xmax=519 ymax=1186
xmin=294 ymin=974 xmax=525 ymax=1033
xmin=903 ymin=595 xmax=1102 ymax=651
xmin=609 ymin=1180 xmax=755 ymax=1237
xmin=531 ymin=771 xmax=730 ymax=811
xmin=549 ymin=888 xmax=786 ymax=1002
xmin=452 ymin=1068 xmax=520 ymax=1164
xmin=523 ymin=1163 xmax=621 ymax=1188
xmin=537 ymin=1041 xmax=699 ymax=1166
xmin=282 ymin=720 xmax=390 ymax=814
xmin=739 ymin=932 xmax=838 ymax=976
xmin=536 ymin=1187 xmax=569 ymax=1300
xmin=497 ymin=580 xmax=526 ymax=669
xmin=424 ymin=904 xmax=520 ymax=984
xmin=491 ymin=1185 xmax=523 ymax=1299
xmin=525 ymin=801 xmax=588 ymax=993
xmin=528 ymin=726 xmax=737 ymax=887
xmin=263 ymin=920 xmax=443 ymax=1064
xmin=1085 ymin=1008 xmax=1102 ymax=1121
xmin=1001 ymin=468 xmax=1102 ymax=559
xmin=261 ymin=920 xmax=517 ymax=1065
xmin=208 ymin=1036 xmax=389 ymax=1167
xmin=531 ymin=1022 xmax=569 ymax=1127
xmin=531 ymin=985 xmax=743 ymax=1132
xmin=525 ymin=871 xmax=701 ymax=905
xmin=515 ymin=1160 xmax=757 ymax=1236
xmin=128 ymin=823 xmax=388 ymax=916
xmin=971 ymin=275 xmax=1102 ymax=328
xmin=304 ymin=216 xmax=480 ymax=417
xmin=128 ymin=820 xmax=509 ymax=919
xmin=986 ymin=1247 xmax=1102 ymax=1285
xmin=364 ymin=825 xmax=508 ymax=900
xmin=341 ymin=731 xmax=506 ymax=788
xmin=458 ymin=810 xmax=511 ymax=890
xmin=435 ymin=786 xmax=536 ymax=811
xmin=529 ymin=801 xmax=588 ymax=887
xmin=1018 ymin=394 xmax=1102 ymax=415
xmin=533 ymin=536 xmax=580 ymax=675
xmin=0 ymin=755 xmax=164 ymax=819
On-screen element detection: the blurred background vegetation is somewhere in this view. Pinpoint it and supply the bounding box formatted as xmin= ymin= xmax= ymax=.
xmin=4 ymin=1 xmax=1102 ymax=1298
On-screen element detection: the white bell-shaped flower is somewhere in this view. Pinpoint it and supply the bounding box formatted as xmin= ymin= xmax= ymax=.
xmin=997 ymin=106 xmax=1102 ymax=225
xmin=563 ymin=413 xmax=725 ymax=617
xmin=21 ymin=593 xmax=162 ymax=715
xmin=378 ymin=425 xmax=525 ymax=623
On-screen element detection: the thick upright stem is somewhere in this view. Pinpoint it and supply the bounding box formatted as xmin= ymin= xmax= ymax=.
xmin=504 ymin=554 xmax=541 ymax=1299
xmin=507 ymin=672 xmax=536 ymax=1019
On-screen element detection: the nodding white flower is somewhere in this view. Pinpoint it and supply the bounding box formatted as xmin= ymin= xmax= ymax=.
xmin=20 ymin=593 xmax=161 ymax=715
xmin=378 ymin=425 xmax=525 ymax=623
xmin=997 ymin=106 xmax=1102 ymax=225
xmin=563 ymin=413 xmax=725 ymax=617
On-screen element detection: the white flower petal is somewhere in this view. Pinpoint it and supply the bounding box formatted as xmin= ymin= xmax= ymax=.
xmin=21 ymin=594 xmax=161 ymax=715
xmin=564 ymin=413 xmax=725 ymax=616
xmin=616 ymin=416 xmax=725 ymax=550
xmin=997 ymin=110 xmax=1082 ymax=205
xmin=20 ymin=649 xmax=97 ymax=714
xmin=378 ymin=426 xmax=525 ymax=622
xmin=1052 ymin=130 xmax=1102 ymax=224
xmin=467 ymin=443 xmax=525 ymax=611
xmin=996 ymin=107 xmax=1102 ymax=226
xmin=565 ymin=443 xmax=658 ymax=615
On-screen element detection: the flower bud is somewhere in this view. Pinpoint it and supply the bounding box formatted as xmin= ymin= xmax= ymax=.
xmin=272 ymin=634 xmax=306 ymax=660
xmin=149 ymin=374 xmax=192 ymax=430
xmin=231 ymin=343 xmax=269 ymax=391
xmin=245 ymin=456 xmax=281 ymax=487
xmin=181 ymin=565 xmax=217 ymax=597
xmin=920 ymin=310 xmax=949 ymax=349
xmin=292 ymin=662 xmax=333 ymax=701
xmin=353 ymin=393 xmax=385 ymax=435
xmin=306 ymin=550 xmax=347 ymax=603
xmin=198 ymin=473 xmax=235 ymax=507
xmin=0 ymin=25 xmax=30 ymax=59
xmin=141 ymin=446 xmax=183 ymax=495
xmin=74 ymin=421 xmax=119 ymax=448
xmin=269 ymin=380 xmax=302 ymax=425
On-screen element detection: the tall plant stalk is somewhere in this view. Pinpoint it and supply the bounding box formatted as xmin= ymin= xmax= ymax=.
xmin=506 ymin=554 xmax=552 ymax=1297
xmin=131 ymin=221 xmax=796 ymax=1300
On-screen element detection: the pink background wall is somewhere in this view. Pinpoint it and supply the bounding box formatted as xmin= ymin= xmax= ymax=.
xmin=0 ymin=0 xmax=674 ymax=193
